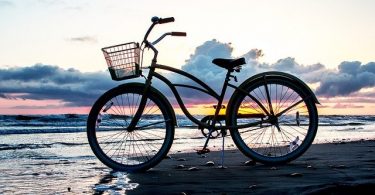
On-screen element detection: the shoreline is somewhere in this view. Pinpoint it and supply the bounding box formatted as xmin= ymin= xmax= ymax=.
xmin=128 ymin=140 xmax=375 ymax=194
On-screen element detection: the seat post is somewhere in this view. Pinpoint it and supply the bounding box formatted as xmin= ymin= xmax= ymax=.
xmin=209 ymin=70 xmax=231 ymax=131
xmin=201 ymin=70 xmax=231 ymax=149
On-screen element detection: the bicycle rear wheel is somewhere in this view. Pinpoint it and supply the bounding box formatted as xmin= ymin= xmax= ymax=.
xmin=87 ymin=84 xmax=174 ymax=172
xmin=227 ymin=77 xmax=318 ymax=165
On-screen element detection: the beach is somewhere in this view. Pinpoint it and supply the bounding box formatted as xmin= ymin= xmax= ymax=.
xmin=128 ymin=140 xmax=375 ymax=194
xmin=1 ymin=115 xmax=375 ymax=194
xmin=1 ymin=132 xmax=375 ymax=194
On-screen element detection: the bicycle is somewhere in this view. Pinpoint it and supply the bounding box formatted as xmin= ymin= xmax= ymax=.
xmin=87 ymin=16 xmax=319 ymax=172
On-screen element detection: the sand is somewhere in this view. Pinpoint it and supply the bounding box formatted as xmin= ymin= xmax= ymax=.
xmin=128 ymin=140 xmax=375 ymax=195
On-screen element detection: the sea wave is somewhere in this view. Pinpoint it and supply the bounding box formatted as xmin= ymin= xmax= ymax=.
xmin=0 ymin=114 xmax=373 ymax=135
xmin=0 ymin=142 xmax=87 ymax=151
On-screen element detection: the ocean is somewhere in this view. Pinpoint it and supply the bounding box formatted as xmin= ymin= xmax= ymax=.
xmin=1 ymin=114 xmax=375 ymax=138
xmin=1 ymin=114 xmax=375 ymax=157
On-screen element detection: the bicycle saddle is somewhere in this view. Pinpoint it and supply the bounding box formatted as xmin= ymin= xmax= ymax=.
xmin=212 ymin=58 xmax=246 ymax=70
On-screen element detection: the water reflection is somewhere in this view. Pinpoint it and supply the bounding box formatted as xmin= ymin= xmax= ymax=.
xmin=93 ymin=171 xmax=139 ymax=194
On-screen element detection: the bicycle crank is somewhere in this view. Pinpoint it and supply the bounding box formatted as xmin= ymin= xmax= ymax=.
xmin=198 ymin=115 xmax=223 ymax=139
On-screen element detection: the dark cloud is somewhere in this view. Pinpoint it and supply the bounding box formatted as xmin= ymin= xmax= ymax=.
xmin=316 ymin=61 xmax=375 ymax=97
xmin=0 ymin=64 xmax=117 ymax=106
xmin=67 ymin=36 xmax=97 ymax=43
xmin=0 ymin=93 xmax=17 ymax=100
xmin=260 ymin=57 xmax=325 ymax=74
xmin=258 ymin=58 xmax=328 ymax=83
xmin=1 ymin=40 xmax=374 ymax=109
xmin=11 ymin=105 xmax=63 ymax=109
xmin=0 ymin=93 xmax=8 ymax=99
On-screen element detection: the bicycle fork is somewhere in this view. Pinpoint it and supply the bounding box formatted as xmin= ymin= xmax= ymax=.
xmin=127 ymin=68 xmax=155 ymax=131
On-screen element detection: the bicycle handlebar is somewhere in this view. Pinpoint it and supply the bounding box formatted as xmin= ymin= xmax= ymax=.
xmin=144 ymin=16 xmax=175 ymax=42
xmin=171 ymin=32 xmax=187 ymax=36
xmin=143 ymin=16 xmax=186 ymax=62
xmin=151 ymin=16 xmax=175 ymax=24
xmin=158 ymin=17 xmax=175 ymax=24
xmin=152 ymin=32 xmax=187 ymax=45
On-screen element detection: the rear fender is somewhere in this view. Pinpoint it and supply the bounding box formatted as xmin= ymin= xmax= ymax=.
xmin=237 ymin=71 xmax=319 ymax=104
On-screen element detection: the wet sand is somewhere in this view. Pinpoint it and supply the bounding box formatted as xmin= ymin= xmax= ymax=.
xmin=128 ymin=140 xmax=375 ymax=194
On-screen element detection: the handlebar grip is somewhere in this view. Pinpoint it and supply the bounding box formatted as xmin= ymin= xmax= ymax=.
xmin=171 ymin=32 xmax=187 ymax=36
xmin=158 ymin=17 xmax=175 ymax=24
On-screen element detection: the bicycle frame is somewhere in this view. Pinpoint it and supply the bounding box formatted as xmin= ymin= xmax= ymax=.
xmin=128 ymin=61 xmax=271 ymax=132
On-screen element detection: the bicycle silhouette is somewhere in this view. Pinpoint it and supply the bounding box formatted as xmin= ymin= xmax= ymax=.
xmin=87 ymin=17 xmax=319 ymax=172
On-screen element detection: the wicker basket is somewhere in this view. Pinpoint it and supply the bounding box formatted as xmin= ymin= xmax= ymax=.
xmin=102 ymin=42 xmax=141 ymax=81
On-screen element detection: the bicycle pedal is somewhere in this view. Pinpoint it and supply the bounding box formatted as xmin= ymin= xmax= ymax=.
xmin=196 ymin=148 xmax=210 ymax=155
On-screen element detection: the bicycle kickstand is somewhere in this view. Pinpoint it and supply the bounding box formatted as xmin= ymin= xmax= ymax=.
xmin=218 ymin=130 xmax=227 ymax=169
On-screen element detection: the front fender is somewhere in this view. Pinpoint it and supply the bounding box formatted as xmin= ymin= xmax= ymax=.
xmin=238 ymin=71 xmax=320 ymax=104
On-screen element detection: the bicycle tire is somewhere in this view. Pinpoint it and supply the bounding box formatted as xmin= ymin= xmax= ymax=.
xmin=87 ymin=84 xmax=174 ymax=172
xmin=227 ymin=77 xmax=318 ymax=165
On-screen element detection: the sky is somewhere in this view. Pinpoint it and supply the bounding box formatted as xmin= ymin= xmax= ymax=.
xmin=0 ymin=0 xmax=375 ymax=115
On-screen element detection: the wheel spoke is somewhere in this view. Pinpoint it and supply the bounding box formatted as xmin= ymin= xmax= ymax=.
xmin=246 ymin=88 xmax=271 ymax=116
xmin=135 ymin=120 xmax=170 ymax=130
xmin=276 ymin=99 xmax=305 ymax=117
xmin=263 ymin=78 xmax=274 ymax=115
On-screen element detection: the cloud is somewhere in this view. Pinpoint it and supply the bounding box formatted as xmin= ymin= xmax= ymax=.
xmin=168 ymin=40 xmax=325 ymax=102
xmin=0 ymin=0 xmax=13 ymax=7
xmin=258 ymin=58 xmax=329 ymax=83
xmin=0 ymin=93 xmax=9 ymax=99
xmin=0 ymin=93 xmax=18 ymax=100
xmin=0 ymin=64 xmax=117 ymax=106
xmin=320 ymin=96 xmax=375 ymax=104
xmin=178 ymin=40 xmax=330 ymax=90
xmin=332 ymin=103 xmax=364 ymax=109
xmin=67 ymin=36 xmax=97 ymax=43
xmin=1 ymin=40 xmax=374 ymax=109
xmin=174 ymin=40 xmax=375 ymax=100
xmin=64 ymin=5 xmax=83 ymax=11
xmin=179 ymin=40 xmax=233 ymax=91
xmin=35 ymin=0 xmax=86 ymax=11
xmin=177 ymin=40 xmax=266 ymax=90
xmin=316 ymin=61 xmax=375 ymax=97
xmin=10 ymin=105 xmax=63 ymax=109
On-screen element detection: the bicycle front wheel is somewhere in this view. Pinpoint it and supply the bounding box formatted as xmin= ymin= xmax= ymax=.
xmin=87 ymin=84 xmax=174 ymax=172
xmin=227 ymin=77 xmax=318 ymax=165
